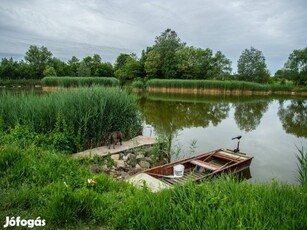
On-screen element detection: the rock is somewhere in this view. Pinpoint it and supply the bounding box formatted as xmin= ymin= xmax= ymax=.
xmin=123 ymin=155 xmax=128 ymax=161
xmin=115 ymin=160 xmax=126 ymax=168
xmin=136 ymin=153 xmax=145 ymax=160
xmin=135 ymin=164 xmax=142 ymax=169
xmin=127 ymin=153 xmax=137 ymax=167
xmin=139 ymin=160 xmax=150 ymax=169
xmin=144 ymin=157 xmax=153 ymax=163
xmin=111 ymin=154 xmax=120 ymax=160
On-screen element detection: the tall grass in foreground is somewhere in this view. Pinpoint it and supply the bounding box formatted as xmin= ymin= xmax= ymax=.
xmin=1 ymin=142 xmax=306 ymax=229
xmin=0 ymin=86 xmax=141 ymax=152
xmin=41 ymin=76 xmax=119 ymax=87
xmin=296 ymin=146 xmax=307 ymax=186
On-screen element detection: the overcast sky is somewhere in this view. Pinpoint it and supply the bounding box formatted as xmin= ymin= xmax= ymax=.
xmin=0 ymin=0 xmax=306 ymax=74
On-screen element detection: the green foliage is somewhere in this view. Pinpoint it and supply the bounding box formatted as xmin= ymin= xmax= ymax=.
xmin=0 ymin=79 xmax=41 ymax=87
xmin=131 ymin=80 xmax=145 ymax=89
xmin=41 ymin=76 xmax=119 ymax=87
xmin=146 ymin=79 xmax=272 ymax=91
xmin=0 ymin=86 xmax=142 ymax=152
xmin=144 ymin=49 xmax=161 ymax=78
xmin=175 ymin=47 xmax=232 ymax=80
xmin=114 ymin=54 xmax=143 ymax=83
xmin=237 ymin=47 xmax=270 ymax=83
xmin=284 ymin=46 xmax=307 ymax=85
xmin=25 ymin=45 xmax=53 ymax=79
xmin=43 ymin=66 xmax=57 ymax=77
xmin=1 ymin=139 xmax=307 ymax=229
xmin=296 ymin=146 xmax=307 ymax=186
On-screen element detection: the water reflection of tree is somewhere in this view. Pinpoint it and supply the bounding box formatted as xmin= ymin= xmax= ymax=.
xmin=233 ymin=101 xmax=269 ymax=132
xmin=139 ymin=98 xmax=230 ymax=134
xmin=278 ymin=100 xmax=307 ymax=138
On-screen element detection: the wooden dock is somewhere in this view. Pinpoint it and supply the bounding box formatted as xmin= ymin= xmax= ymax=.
xmin=72 ymin=135 xmax=157 ymax=158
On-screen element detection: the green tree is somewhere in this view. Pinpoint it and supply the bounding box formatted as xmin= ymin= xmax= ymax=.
xmin=176 ymin=47 xmax=213 ymax=79
xmin=144 ymin=50 xmax=161 ymax=79
xmin=152 ymin=28 xmax=185 ymax=78
xmin=16 ymin=60 xmax=34 ymax=79
xmin=237 ymin=47 xmax=270 ymax=83
xmin=96 ymin=62 xmax=114 ymax=77
xmin=24 ymin=45 xmax=53 ymax=79
xmin=50 ymin=57 xmax=67 ymax=76
xmin=114 ymin=54 xmax=131 ymax=71
xmin=115 ymin=54 xmax=142 ymax=82
xmin=67 ymin=56 xmax=80 ymax=76
xmin=0 ymin=58 xmax=18 ymax=79
xmin=77 ymin=62 xmax=91 ymax=76
xmin=209 ymin=51 xmax=232 ymax=80
xmin=284 ymin=47 xmax=307 ymax=85
xmin=91 ymin=54 xmax=102 ymax=76
xmin=43 ymin=66 xmax=57 ymax=76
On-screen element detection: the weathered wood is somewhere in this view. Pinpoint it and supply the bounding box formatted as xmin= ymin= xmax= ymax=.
xmin=72 ymin=135 xmax=157 ymax=158
xmin=190 ymin=160 xmax=220 ymax=171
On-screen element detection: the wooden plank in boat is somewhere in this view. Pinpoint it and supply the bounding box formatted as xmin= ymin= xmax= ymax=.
xmin=190 ymin=160 xmax=220 ymax=171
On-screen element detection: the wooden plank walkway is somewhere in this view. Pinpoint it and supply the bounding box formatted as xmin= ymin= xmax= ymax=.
xmin=72 ymin=135 xmax=157 ymax=158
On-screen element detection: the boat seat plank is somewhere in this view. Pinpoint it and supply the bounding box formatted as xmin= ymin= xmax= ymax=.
xmin=190 ymin=160 xmax=220 ymax=171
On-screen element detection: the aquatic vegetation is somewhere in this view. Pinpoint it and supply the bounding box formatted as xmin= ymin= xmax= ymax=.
xmin=0 ymin=86 xmax=142 ymax=152
xmin=41 ymin=76 xmax=119 ymax=87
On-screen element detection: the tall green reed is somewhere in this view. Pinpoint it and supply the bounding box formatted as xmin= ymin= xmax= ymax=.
xmin=296 ymin=146 xmax=307 ymax=186
xmin=0 ymin=86 xmax=142 ymax=152
xmin=41 ymin=76 xmax=119 ymax=87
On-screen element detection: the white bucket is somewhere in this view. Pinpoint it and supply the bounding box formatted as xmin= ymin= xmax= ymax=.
xmin=173 ymin=164 xmax=185 ymax=177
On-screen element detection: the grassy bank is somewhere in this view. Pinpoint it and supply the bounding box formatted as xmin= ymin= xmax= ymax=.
xmin=139 ymin=79 xmax=307 ymax=95
xmin=41 ymin=76 xmax=119 ymax=87
xmin=0 ymin=141 xmax=306 ymax=229
xmin=0 ymin=86 xmax=141 ymax=153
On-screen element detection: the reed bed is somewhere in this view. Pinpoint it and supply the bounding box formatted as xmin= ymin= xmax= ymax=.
xmin=144 ymin=79 xmax=306 ymax=94
xmin=0 ymin=86 xmax=141 ymax=152
xmin=41 ymin=76 xmax=119 ymax=87
xmin=0 ymin=79 xmax=41 ymax=87
xmin=146 ymin=79 xmax=272 ymax=91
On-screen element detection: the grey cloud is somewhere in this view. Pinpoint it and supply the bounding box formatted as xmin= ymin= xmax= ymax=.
xmin=0 ymin=0 xmax=306 ymax=73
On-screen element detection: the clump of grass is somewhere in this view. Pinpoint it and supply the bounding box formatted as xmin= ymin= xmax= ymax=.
xmin=41 ymin=76 xmax=119 ymax=87
xmin=0 ymin=86 xmax=142 ymax=152
xmin=296 ymin=146 xmax=307 ymax=186
xmin=131 ymin=80 xmax=145 ymax=89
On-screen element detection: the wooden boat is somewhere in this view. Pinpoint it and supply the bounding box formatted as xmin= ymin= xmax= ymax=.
xmin=143 ymin=148 xmax=253 ymax=187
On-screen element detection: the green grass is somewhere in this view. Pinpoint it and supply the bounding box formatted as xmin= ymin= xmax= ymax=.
xmin=41 ymin=76 xmax=119 ymax=87
xmin=131 ymin=80 xmax=145 ymax=89
xmin=0 ymin=79 xmax=41 ymax=87
xmin=0 ymin=141 xmax=306 ymax=229
xmin=0 ymin=86 xmax=141 ymax=152
xmin=145 ymin=79 xmax=306 ymax=94
xmin=146 ymin=79 xmax=272 ymax=91
xmin=296 ymin=146 xmax=307 ymax=186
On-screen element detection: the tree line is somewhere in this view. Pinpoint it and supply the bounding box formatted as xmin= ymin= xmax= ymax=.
xmin=0 ymin=29 xmax=306 ymax=85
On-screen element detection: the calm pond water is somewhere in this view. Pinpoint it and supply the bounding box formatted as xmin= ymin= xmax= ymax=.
xmin=138 ymin=93 xmax=307 ymax=184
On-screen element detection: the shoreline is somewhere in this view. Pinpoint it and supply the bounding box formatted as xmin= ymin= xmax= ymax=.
xmin=133 ymin=87 xmax=307 ymax=96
